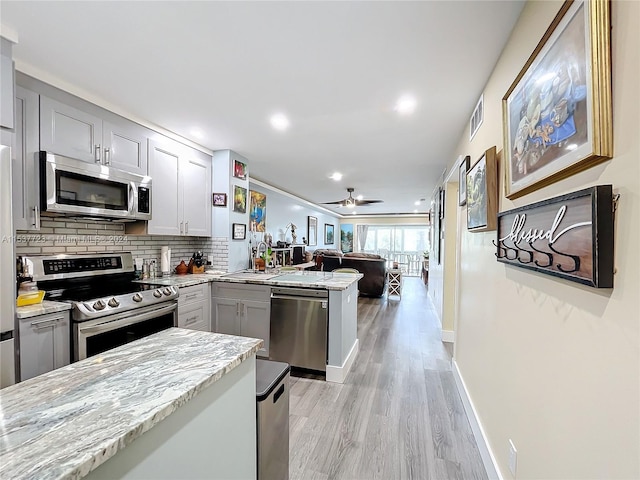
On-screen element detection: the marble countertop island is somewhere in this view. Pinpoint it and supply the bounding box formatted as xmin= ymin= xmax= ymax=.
xmin=0 ymin=328 xmax=262 ymax=480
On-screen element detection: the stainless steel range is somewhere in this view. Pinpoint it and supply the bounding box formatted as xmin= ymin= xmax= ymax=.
xmin=25 ymin=252 xmax=178 ymax=361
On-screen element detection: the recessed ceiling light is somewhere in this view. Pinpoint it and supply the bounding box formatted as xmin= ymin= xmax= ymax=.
xmin=270 ymin=113 xmax=290 ymax=131
xmin=351 ymin=211 xmax=357 ymax=215
xmin=330 ymin=172 xmax=343 ymax=181
xmin=190 ymin=129 xmax=204 ymax=139
xmin=414 ymin=201 xmax=420 ymax=206
xmin=413 ymin=209 xmax=419 ymax=213
xmin=394 ymin=95 xmax=417 ymax=115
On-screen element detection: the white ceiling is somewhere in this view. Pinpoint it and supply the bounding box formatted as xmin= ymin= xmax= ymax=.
xmin=1 ymin=1 xmax=525 ymax=215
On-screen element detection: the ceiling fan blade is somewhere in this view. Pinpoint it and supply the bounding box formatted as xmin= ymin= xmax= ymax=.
xmin=320 ymin=200 xmax=347 ymax=205
xmin=355 ymin=199 xmax=384 ymax=205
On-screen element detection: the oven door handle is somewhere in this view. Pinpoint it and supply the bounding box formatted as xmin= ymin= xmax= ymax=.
xmin=78 ymin=303 xmax=177 ymax=334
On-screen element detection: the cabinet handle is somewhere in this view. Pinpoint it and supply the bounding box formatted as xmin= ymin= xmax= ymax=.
xmin=185 ymin=221 xmax=189 ymax=234
xmin=94 ymin=144 xmax=101 ymax=163
xmin=185 ymin=293 xmax=199 ymax=300
xmin=104 ymin=148 xmax=110 ymax=165
xmin=30 ymin=317 xmax=60 ymax=329
xmin=32 ymin=205 xmax=40 ymax=230
xmin=180 ymin=222 xmax=184 ymax=234
xmin=185 ymin=316 xmax=198 ymax=325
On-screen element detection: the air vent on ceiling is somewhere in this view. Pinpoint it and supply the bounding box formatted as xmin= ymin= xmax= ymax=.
xmin=469 ymin=94 xmax=484 ymax=141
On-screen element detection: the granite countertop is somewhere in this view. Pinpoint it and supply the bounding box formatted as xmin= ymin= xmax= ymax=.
xmin=0 ymin=328 xmax=262 ymax=480
xmin=15 ymin=300 xmax=72 ymax=319
xmin=137 ymin=270 xmax=362 ymax=291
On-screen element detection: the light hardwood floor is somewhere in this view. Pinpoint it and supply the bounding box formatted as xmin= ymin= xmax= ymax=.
xmin=288 ymin=277 xmax=487 ymax=480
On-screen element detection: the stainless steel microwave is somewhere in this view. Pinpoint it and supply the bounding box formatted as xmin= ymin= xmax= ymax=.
xmin=39 ymin=151 xmax=151 ymax=221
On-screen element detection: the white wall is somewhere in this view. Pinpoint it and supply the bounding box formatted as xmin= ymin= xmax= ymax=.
xmin=449 ymin=1 xmax=640 ymax=478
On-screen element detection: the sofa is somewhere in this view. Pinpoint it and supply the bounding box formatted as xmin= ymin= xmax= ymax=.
xmin=314 ymin=250 xmax=387 ymax=297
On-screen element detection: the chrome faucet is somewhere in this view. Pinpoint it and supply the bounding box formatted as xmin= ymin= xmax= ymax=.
xmin=255 ymin=241 xmax=268 ymax=270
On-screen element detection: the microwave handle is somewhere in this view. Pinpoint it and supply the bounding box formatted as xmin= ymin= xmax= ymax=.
xmin=94 ymin=144 xmax=101 ymax=163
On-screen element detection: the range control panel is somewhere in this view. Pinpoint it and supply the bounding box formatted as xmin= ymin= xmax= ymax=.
xmin=43 ymin=256 xmax=123 ymax=275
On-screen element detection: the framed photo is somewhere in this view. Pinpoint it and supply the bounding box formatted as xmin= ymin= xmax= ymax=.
xmin=307 ymin=216 xmax=317 ymax=246
xmin=458 ymin=155 xmax=470 ymax=206
xmin=233 ymin=185 xmax=247 ymax=213
xmin=324 ymin=224 xmax=334 ymax=245
xmin=502 ymin=0 xmax=612 ymax=199
xmin=249 ymin=190 xmax=266 ymax=232
xmin=467 ymin=146 xmax=498 ymax=232
xmin=233 ymin=159 xmax=247 ymax=180
xmin=232 ymin=223 xmax=246 ymax=240
xmin=212 ymin=193 xmax=227 ymax=207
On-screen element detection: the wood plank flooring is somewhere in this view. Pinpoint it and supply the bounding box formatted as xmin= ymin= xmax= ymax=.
xmin=288 ymin=277 xmax=487 ymax=480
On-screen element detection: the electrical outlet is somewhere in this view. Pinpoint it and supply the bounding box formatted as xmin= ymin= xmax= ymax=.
xmin=508 ymin=439 xmax=518 ymax=477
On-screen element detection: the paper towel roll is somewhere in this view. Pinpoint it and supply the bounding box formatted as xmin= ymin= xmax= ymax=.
xmin=161 ymin=247 xmax=171 ymax=275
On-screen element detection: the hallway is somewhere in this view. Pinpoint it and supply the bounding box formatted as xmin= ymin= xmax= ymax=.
xmin=289 ymin=277 xmax=487 ymax=479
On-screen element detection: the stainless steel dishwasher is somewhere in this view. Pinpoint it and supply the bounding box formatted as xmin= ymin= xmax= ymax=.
xmin=269 ymin=287 xmax=328 ymax=372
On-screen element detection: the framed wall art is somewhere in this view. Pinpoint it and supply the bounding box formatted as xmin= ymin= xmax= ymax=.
xmin=212 ymin=193 xmax=227 ymax=207
xmin=340 ymin=224 xmax=353 ymax=253
xmin=233 ymin=185 xmax=247 ymax=213
xmin=232 ymin=223 xmax=246 ymax=240
xmin=307 ymin=216 xmax=317 ymax=246
xmin=324 ymin=224 xmax=334 ymax=245
xmin=502 ymin=0 xmax=612 ymax=199
xmin=233 ymin=159 xmax=247 ymax=180
xmin=467 ymin=146 xmax=498 ymax=232
xmin=249 ymin=190 xmax=266 ymax=232
xmin=458 ymin=155 xmax=470 ymax=206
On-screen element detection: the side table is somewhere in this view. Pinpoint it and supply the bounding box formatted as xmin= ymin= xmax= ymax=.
xmin=387 ymin=269 xmax=402 ymax=299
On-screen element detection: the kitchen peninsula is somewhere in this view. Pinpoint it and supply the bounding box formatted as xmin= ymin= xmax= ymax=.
xmin=0 ymin=329 xmax=261 ymax=480
xmin=139 ymin=270 xmax=362 ymax=383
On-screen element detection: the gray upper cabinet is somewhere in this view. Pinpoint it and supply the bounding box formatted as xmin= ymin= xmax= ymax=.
xmin=1 ymin=37 xmax=15 ymax=130
xmin=12 ymin=86 xmax=40 ymax=231
xmin=40 ymin=96 xmax=101 ymax=163
xmin=103 ymin=119 xmax=148 ymax=174
xmin=147 ymin=137 xmax=211 ymax=236
xmin=40 ymin=95 xmax=149 ymax=175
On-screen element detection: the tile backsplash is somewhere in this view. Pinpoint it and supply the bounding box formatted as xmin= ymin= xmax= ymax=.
xmin=15 ymin=217 xmax=229 ymax=272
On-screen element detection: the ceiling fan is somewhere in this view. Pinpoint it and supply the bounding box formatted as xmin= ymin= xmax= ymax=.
xmin=322 ymin=188 xmax=383 ymax=208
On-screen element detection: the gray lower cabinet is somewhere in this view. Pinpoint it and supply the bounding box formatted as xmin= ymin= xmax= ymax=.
xmin=177 ymin=283 xmax=210 ymax=332
xmin=18 ymin=311 xmax=70 ymax=382
xmin=12 ymin=86 xmax=40 ymax=231
xmin=39 ymin=95 xmax=149 ymax=175
xmin=212 ymin=283 xmax=270 ymax=357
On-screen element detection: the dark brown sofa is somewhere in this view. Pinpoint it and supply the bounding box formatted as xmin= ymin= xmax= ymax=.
xmin=317 ymin=251 xmax=387 ymax=297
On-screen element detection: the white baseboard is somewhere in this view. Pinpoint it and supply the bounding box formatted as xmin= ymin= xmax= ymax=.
xmin=326 ymin=339 xmax=359 ymax=384
xmin=442 ymin=330 xmax=455 ymax=343
xmin=452 ymin=360 xmax=502 ymax=480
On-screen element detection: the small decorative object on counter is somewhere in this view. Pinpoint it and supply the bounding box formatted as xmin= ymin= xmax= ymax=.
xmin=175 ymin=260 xmax=188 ymax=275
xmin=255 ymin=258 xmax=265 ymax=271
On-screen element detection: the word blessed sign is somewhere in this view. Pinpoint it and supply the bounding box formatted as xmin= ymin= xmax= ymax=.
xmin=495 ymin=185 xmax=614 ymax=288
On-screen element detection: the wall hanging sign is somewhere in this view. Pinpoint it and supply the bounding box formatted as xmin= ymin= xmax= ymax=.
xmin=495 ymin=185 xmax=614 ymax=288
xmin=502 ymin=0 xmax=612 ymax=199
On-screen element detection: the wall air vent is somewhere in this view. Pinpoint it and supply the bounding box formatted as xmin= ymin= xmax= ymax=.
xmin=469 ymin=94 xmax=484 ymax=141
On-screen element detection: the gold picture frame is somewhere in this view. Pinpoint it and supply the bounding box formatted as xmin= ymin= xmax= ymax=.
xmin=502 ymin=0 xmax=612 ymax=199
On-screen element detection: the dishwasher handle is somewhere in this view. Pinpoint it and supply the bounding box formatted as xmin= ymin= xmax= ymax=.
xmin=270 ymin=293 xmax=327 ymax=302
